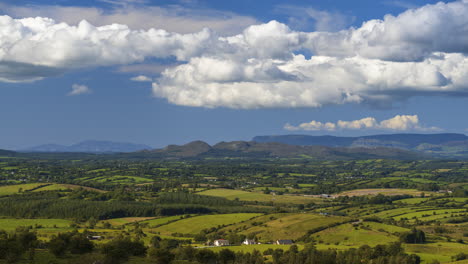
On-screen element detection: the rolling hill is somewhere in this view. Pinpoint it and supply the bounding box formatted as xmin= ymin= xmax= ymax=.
xmin=253 ymin=133 xmax=468 ymax=157
xmin=141 ymin=140 xmax=422 ymax=160
xmin=22 ymin=140 xmax=151 ymax=153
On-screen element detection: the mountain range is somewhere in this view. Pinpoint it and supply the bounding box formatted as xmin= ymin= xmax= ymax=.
xmin=6 ymin=133 xmax=468 ymax=159
xmin=21 ymin=140 xmax=151 ymax=153
xmin=139 ymin=140 xmax=422 ymax=160
xmin=253 ymin=133 xmax=468 ymax=157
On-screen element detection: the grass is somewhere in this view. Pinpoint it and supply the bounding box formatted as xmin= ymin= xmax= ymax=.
xmin=101 ymin=217 xmax=157 ymax=226
xmin=396 ymin=198 xmax=430 ymax=204
xmin=335 ymin=188 xmax=427 ymax=197
xmin=197 ymin=188 xmax=320 ymax=204
xmin=405 ymin=242 xmax=468 ymax=264
xmin=393 ymin=209 xmax=467 ymax=221
xmin=153 ymin=213 xmax=262 ymax=235
xmin=33 ymin=184 xmax=105 ymax=193
xmin=0 ymin=183 xmax=48 ymax=195
xmin=312 ymin=222 xmax=404 ymax=247
xmin=0 ymin=218 xmax=72 ymax=230
xmin=140 ymin=215 xmax=188 ymax=227
xmin=206 ymin=244 xmax=302 ymax=253
xmin=221 ymin=213 xmax=347 ymax=242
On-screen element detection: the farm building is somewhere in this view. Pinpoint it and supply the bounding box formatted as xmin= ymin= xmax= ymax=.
xmin=276 ymin=239 xmax=293 ymax=245
xmin=214 ymin=239 xmax=230 ymax=246
xmin=242 ymin=239 xmax=257 ymax=245
xmin=87 ymin=235 xmax=103 ymax=240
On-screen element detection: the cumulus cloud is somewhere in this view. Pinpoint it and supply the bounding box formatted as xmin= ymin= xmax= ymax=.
xmin=68 ymin=84 xmax=91 ymax=96
xmin=285 ymin=115 xmax=441 ymax=131
xmin=0 ymin=3 xmax=257 ymax=35
xmin=1 ymin=1 xmax=468 ymax=108
xmin=275 ymin=5 xmax=354 ymax=32
xmin=130 ymin=75 xmax=152 ymax=82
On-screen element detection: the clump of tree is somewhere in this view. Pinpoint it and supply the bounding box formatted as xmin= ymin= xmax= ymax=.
xmin=100 ymin=236 xmax=146 ymax=264
xmin=48 ymin=231 xmax=94 ymax=257
xmin=400 ymin=228 xmax=426 ymax=244
xmin=0 ymin=228 xmax=37 ymax=263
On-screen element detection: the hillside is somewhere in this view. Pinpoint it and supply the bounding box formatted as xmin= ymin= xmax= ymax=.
xmin=0 ymin=149 xmax=15 ymax=156
xmin=22 ymin=140 xmax=152 ymax=153
xmin=253 ymin=133 xmax=468 ymax=157
xmin=142 ymin=140 xmax=422 ymax=160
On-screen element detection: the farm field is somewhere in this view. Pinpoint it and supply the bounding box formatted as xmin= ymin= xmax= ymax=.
xmin=100 ymin=217 xmax=157 ymax=226
xmin=197 ymin=188 xmax=321 ymax=204
xmin=405 ymin=242 xmax=468 ymax=263
xmin=393 ymin=209 xmax=467 ymax=221
xmin=0 ymin=183 xmax=48 ymax=195
xmin=153 ymin=213 xmax=262 ymax=235
xmin=335 ymin=188 xmax=428 ymax=197
xmin=206 ymin=244 xmax=304 ymax=253
xmin=221 ymin=213 xmax=348 ymax=242
xmin=0 ymin=157 xmax=467 ymax=263
xmin=311 ymin=222 xmax=408 ymax=247
xmin=140 ymin=215 xmax=192 ymax=227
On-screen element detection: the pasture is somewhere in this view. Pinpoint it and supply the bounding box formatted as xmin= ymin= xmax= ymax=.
xmin=197 ymin=188 xmax=321 ymax=204
xmin=0 ymin=218 xmax=72 ymax=230
xmin=221 ymin=213 xmax=347 ymax=242
xmin=335 ymin=188 xmax=426 ymax=197
xmin=153 ymin=213 xmax=262 ymax=235
xmin=0 ymin=183 xmax=48 ymax=195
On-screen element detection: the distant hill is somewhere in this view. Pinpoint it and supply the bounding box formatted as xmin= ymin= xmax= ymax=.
xmin=22 ymin=140 xmax=151 ymax=153
xmin=141 ymin=140 xmax=422 ymax=160
xmin=0 ymin=149 xmax=16 ymax=156
xmin=253 ymin=133 xmax=468 ymax=157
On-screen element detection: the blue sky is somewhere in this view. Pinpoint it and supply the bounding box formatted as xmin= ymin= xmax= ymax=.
xmin=0 ymin=0 xmax=467 ymax=149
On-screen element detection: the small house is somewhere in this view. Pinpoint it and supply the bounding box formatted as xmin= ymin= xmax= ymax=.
xmin=242 ymin=239 xmax=257 ymax=245
xmin=214 ymin=239 xmax=230 ymax=246
xmin=276 ymin=239 xmax=293 ymax=245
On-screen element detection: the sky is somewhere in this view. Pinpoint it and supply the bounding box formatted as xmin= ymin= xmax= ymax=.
xmin=1 ymin=0 xmax=468 ymax=149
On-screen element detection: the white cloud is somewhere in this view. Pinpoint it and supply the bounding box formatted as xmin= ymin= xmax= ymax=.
xmin=68 ymin=84 xmax=91 ymax=96
xmin=130 ymin=75 xmax=152 ymax=82
xmin=1 ymin=1 xmax=468 ymax=108
xmin=284 ymin=121 xmax=337 ymax=131
xmin=275 ymin=5 xmax=354 ymax=32
xmin=0 ymin=3 xmax=257 ymax=35
xmin=285 ymin=115 xmax=441 ymax=131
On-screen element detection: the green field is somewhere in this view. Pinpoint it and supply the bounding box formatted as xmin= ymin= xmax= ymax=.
xmin=101 ymin=217 xmax=157 ymax=226
xmin=312 ymin=222 xmax=408 ymax=247
xmin=393 ymin=209 xmax=467 ymax=221
xmin=141 ymin=215 xmax=189 ymax=227
xmin=153 ymin=213 xmax=262 ymax=235
xmin=221 ymin=213 xmax=347 ymax=242
xmin=206 ymin=244 xmax=303 ymax=253
xmin=197 ymin=188 xmax=320 ymax=204
xmin=336 ymin=188 xmax=427 ymax=197
xmin=405 ymin=242 xmax=468 ymax=263
xmin=0 ymin=218 xmax=72 ymax=230
xmin=0 ymin=183 xmax=48 ymax=195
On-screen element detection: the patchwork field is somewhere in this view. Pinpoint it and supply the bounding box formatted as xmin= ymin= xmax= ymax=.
xmin=0 ymin=218 xmax=72 ymax=230
xmin=153 ymin=213 xmax=262 ymax=235
xmin=335 ymin=188 xmax=427 ymax=197
xmin=100 ymin=217 xmax=157 ymax=226
xmin=311 ymin=221 xmax=408 ymax=247
xmin=405 ymin=242 xmax=468 ymax=263
xmin=393 ymin=209 xmax=467 ymax=221
xmin=141 ymin=215 xmax=190 ymax=227
xmin=0 ymin=183 xmax=48 ymax=195
xmin=221 ymin=213 xmax=348 ymax=242
xmin=206 ymin=244 xmax=303 ymax=253
xmin=197 ymin=188 xmax=320 ymax=204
